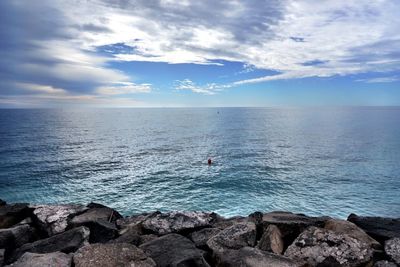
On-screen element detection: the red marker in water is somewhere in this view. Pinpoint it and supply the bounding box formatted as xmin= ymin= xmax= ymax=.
xmin=208 ymin=158 xmax=212 ymax=165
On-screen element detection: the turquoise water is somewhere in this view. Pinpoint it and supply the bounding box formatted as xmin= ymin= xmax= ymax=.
xmin=0 ymin=107 xmax=399 ymax=218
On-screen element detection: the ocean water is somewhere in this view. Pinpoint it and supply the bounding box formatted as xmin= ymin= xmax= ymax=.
xmin=0 ymin=107 xmax=399 ymax=218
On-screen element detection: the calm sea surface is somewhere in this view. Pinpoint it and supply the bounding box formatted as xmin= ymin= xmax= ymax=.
xmin=0 ymin=107 xmax=399 ymax=218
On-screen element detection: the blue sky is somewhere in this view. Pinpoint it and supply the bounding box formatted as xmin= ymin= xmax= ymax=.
xmin=0 ymin=0 xmax=399 ymax=107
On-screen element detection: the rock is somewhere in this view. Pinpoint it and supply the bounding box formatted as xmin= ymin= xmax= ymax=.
xmin=0 ymin=200 xmax=5 ymax=207
xmin=138 ymin=234 xmax=158 ymax=246
xmin=142 ymin=211 xmax=217 ymax=235
xmin=385 ymin=238 xmax=400 ymax=265
xmin=0 ymin=224 xmax=36 ymax=250
xmin=6 ymin=252 xmax=72 ymax=267
xmin=261 ymin=211 xmax=329 ymax=249
xmin=116 ymin=213 xmax=153 ymax=229
xmin=207 ymin=222 xmax=257 ymax=253
xmin=348 ymin=214 xmax=400 ymax=242
xmin=11 ymin=226 xmax=89 ymax=262
xmin=189 ymin=228 xmax=221 ymax=249
xmin=215 ymin=246 xmax=298 ymax=267
xmin=0 ymin=249 xmax=4 ymax=267
xmin=374 ymin=260 xmax=398 ymax=267
xmin=31 ymin=204 xmax=87 ymax=236
xmin=70 ymin=206 xmax=122 ymax=225
xmin=284 ymin=226 xmax=374 ymax=267
xmin=211 ymin=215 xmax=248 ymax=230
xmin=325 ymin=219 xmax=381 ymax=249
xmin=0 ymin=204 xmax=31 ymax=229
xmin=140 ymin=233 xmax=210 ymax=267
xmin=109 ymin=224 xmax=142 ymax=246
xmin=257 ymin=224 xmax=284 ymax=254
xmin=68 ymin=208 xmax=119 ymax=243
xmin=73 ymin=243 xmax=156 ymax=267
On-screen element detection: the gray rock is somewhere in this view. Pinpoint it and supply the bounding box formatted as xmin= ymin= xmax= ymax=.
xmin=215 ymin=247 xmax=299 ymax=267
xmin=138 ymin=234 xmax=158 ymax=246
xmin=207 ymin=222 xmax=256 ymax=253
xmin=11 ymin=226 xmax=89 ymax=262
xmin=0 ymin=224 xmax=36 ymax=250
xmin=0 ymin=204 xmax=31 ymax=229
xmin=189 ymin=228 xmax=221 ymax=249
xmin=68 ymin=208 xmax=119 ymax=243
xmin=374 ymin=260 xmax=398 ymax=267
xmin=325 ymin=218 xmax=381 ymax=249
xmin=109 ymin=224 xmax=142 ymax=246
xmin=142 ymin=211 xmax=217 ymax=235
xmin=348 ymin=214 xmax=400 ymax=242
xmin=31 ymin=204 xmax=87 ymax=236
xmin=140 ymin=233 xmax=210 ymax=267
xmin=6 ymin=252 xmax=72 ymax=267
xmin=211 ymin=215 xmax=248 ymax=230
xmin=261 ymin=211 xmax=329 ymax=248
xmin=73 ymin=243 xmax=156 ymax=267
xmin=284 ymin=226 xmax=374 ymax=267
xmin=116 ymin=213 xmax=154 ymax=230
xmin=0 ymin=249 xmax=4 ymax=267
xmin=385 ymin=238 xmax=400 ymax=265
xmin=257 ymin=224 xmax=284 ymax=254
xmin=70 ymin=207 xmax=121 ymax=225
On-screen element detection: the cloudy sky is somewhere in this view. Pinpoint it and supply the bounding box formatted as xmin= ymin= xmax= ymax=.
xmin=1 ymin=0 xmax=399 ymax=107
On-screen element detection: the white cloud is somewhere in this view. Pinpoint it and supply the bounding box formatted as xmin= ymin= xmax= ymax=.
xmin=174 ymin=79 xmax=232 ymax=95
xmin=97 ymin=82 xmax=152 ymax=95
xmin=357 ymin=76 xmax=399 ymax=83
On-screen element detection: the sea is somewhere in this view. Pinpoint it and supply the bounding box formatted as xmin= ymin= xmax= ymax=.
xmin=0 ymin=107 xmax=399 ymax=218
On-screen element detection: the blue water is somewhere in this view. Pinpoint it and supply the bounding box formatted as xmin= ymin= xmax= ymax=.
xmin=0 ymin=107 xmax=399 ymax=218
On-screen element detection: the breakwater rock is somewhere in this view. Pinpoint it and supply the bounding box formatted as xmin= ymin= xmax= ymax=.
xmin=0 ymin=199 xmax=399 ymax=267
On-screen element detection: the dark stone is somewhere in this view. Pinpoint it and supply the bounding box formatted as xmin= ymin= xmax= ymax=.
xmin=68 ymin=208 xmax=120 ymax=243
xmin=79 ymin=205 xmax=122 ymax=223
xmin=116 ymin=213 xmax=154 ymax=230
xmin=374 ymin=260 xmax=398 ymax=267
xmin=73 ymin=243 xmax=156 ymax=267
xmin=284 ymin=226 xmax=374 ymax=267
xmin=109 ymin=224 xmax=142 ymax=246
xmin=211 ymin=215 xmax=248 ymax=230
xmin=142 ymin=211 xmax=217 ymax=235
xmin=0 ymin=204 xmax=31 ymax=229
xmin=257 ymin=224 xmax=284 ymax=254
xmin=348 ymin=214 xmax=400 ymax=243
xmin=384 ymin=238 xmax=400 ymax=265
xmin=138 ymin=234 xmax=158 ymax=246
xmin=189 ymin=228 xmax=221 ymax=249
xmin=0 ymin=224 xmax=36 ymax=250
xmin=207 ymin=222 xmax=257 ymax=253
xmin=0 ymin=200 xmax=5 ymax=207
xmin=31 ymin=204 xmax=87 ymax=236
xmin=316 ymin=256 xmax=341 ymax=267
xmin=6 ymin=252 xmax=72 ymax=267
xmin=261 ymin=211 xmax=329 ymax=250
xmin=11 ymin=226 xmax=89 ymax=262
xmin=140 ymin=233 xmax=210 ymax=267
xmin=214 ymin=247 xmax=298 ymax=267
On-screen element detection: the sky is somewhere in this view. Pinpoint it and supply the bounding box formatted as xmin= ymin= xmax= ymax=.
xmin=0 ymin=0 xmax=399 ymax=107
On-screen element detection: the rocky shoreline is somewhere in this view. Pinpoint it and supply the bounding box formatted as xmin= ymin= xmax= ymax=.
xmin=0 ymin=199 xmax=399 ymax=267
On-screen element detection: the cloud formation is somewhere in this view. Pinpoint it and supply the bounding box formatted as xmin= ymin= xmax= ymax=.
xmin=0 ymin=0 xmax=399 ymax=103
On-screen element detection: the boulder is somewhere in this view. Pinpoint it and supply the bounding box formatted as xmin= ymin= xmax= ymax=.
xmin=138 ymin=234 xmax=158 ymax=246
xmin=0 ymin=249 xmax=4 ymax=267
xmin=73 ymin=243 xmax=156 ymax=267
xmin=211 ymin=215 xmax=248 ymax=230
xmin=0 ymin=224 xmax=36 ymax=250
xmin=284 ymin=226 xmax=374 ymax=267
xmin=11 ymin=226 xmax=89 ymax=262
xmin=31 ymin=204 xmax=87 ymax=236
xmin=142 ymin=211 xmax=217 ymax=235
xmin=6 ymin=252 xmax=72 ymax=267
xmin=325 ymin=219 xmax=381 ymax=249
xmin=261 ymin=211 xmax=329 ymax=249
xmin=348 ymin=214 xmax=400 ymax=242
xmin=0 ymin=204 xmax=31 ymax=229
xmin=140 ymin=233 xmax=210 ymax=267
xmin=215 ymin=247 xmax=298 ymax=267
xmin=374 ymin=260 xmax=398 ymax=267
xmin=207 ymin=222 xmax=256 ymax=253
xmin=189 ymin=228 xmax=221 ymax=249
xmin=109 ymin=224 xmax=142 ymax=246
xmin=116 ymin=213 xmax=153 ymax=229
xmin=68 ymin=208 xmax=119 ymax=243
xmin=257 ymin=224 xmax=284 ymax=254
xmin=70 ymin=206 xmax=122 ymax=225
xmin=385 ymin=238 xmax=400 ymax=265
